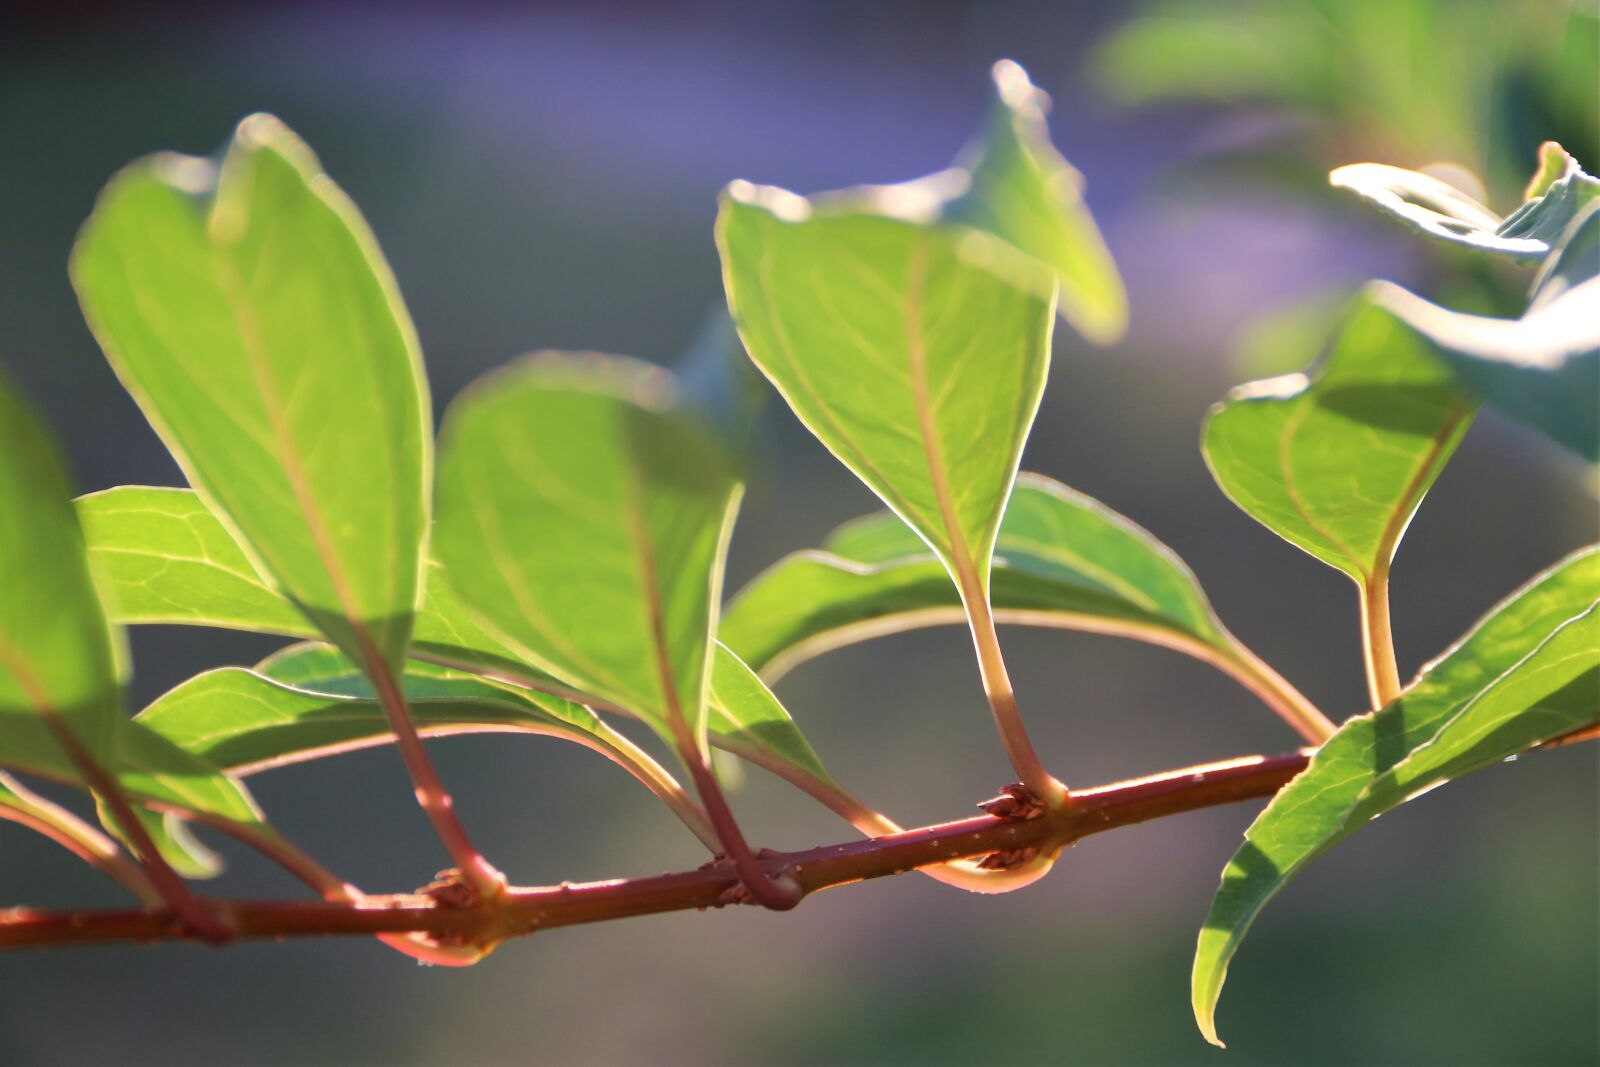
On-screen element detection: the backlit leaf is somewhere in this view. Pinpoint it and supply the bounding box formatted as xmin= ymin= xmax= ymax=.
xmin=944 ymin=60 xmax=1126 ymax=343
xmin=1373 ymin=202 xmax=1600 ymax=460
xmin=0 ymin=372 xmax=123 ymax=764
xmin=80 ymin=486 xmax=840 ymax=790
xmin=434 ymin=354 xmax=739 ymax=752
xmin=1202 ymin=291 xmax=1475 ymax=586
xmin=718 ymin=189 xmax=1052 ymax=617
xmin=1331 ymin=145 xmax=1598 ymax=263
xmin=1193 ymin=547 xmax=1600 ymax=1046
xmin=721 ymin=474 xmax=1325 ymax=738
xmin=71 ymin=114 xmax=431 ymax=671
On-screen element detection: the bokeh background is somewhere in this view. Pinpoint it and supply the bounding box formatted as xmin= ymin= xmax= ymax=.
xmin=1 ymin=2 xmax=1596 ymax=1064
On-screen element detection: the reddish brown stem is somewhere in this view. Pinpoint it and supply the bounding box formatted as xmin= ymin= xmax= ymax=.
xmin=39 ymin=717 xmax=233 ymax=942
xmin=671 ymin=717 xmax=802 ymax=910
xmin=360 ymin=641 xmax=505 ymax=900
xmin=0 ymin=748 xmax=1311 ymax=951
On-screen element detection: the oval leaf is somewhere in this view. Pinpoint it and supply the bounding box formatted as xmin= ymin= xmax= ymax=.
xmin=434 ymin=354 xmax=740 ymax=750
xmin=1193 ymin=547 xmax=1600 ymax=1046
xmin=1202 ymin=291 xmax=1475 ymax=587
xmin=71 ymin=114 xmax=431 ymax=670
xmin=718 ymin=189 xmax=1053 ymax=614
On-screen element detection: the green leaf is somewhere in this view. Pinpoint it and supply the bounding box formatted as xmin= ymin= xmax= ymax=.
xmin=1202 ymin=291 xmax=1475 ymax=587
xmin=0 ymin=712 xmax=262 ymax=832
xmin=1331 ymin=147 xmax=1598 ymax=263
xmin=0 ymin=388 xmax=265 ymax=875
xmin=705 ymin=647 xmax=837 ymax=789
xmin=0 ymin=371 xmax=124 ymax=763
xmin=78 ymin=486 xmax=840 ymax=793
xmin=138 ymin=653 xmax=719 ymax=850
xmin=721 ymin=474 xmax=1322 ymax=733
xmin=943 ymin=60 xmax=1126 ymax=344
xmin=718 ymin=189 xmax=1053 ymax=617
xmin=1330 ymin=163 xmax=1542 ymax=260
xmin=71 ymin=114 xmax=431 ymax=671
xmin=1495 ymin=153 xmax=1600 ymax=247
xmin=1372 ymin=202 xmax=1600 ymax=460
xmin=434 ymin=354 xmax=740 ymax=752
xmin=77 ymin=486 xmax=554 ymax=682
xmin=141 ymin=662 xmax=595 ymax=776
xmin=1193 ymin=547 xmax=1600 ymax=1047
xmin=1524 ymin=141 xmax=1580 ymax=200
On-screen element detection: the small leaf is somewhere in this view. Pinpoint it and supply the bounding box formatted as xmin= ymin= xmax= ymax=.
xmin=705 ymin=647 xmax=837 ymax=789
xmin=718 ymin=190 xmax=1053 ymax=617
xmin=944 ymin=60 xmax=1126 ymax=343
xmin=1193 ymin=547 xmax=1600 ymax=1046
xmin=1202 ymin=291 xmax=1475 ymax=587
xmin=434 ymin=354 xmax=740 ymax=752
xmin=1373 ymin=203 xmax=1600 ymax=460
xmin=0 ymin=712 xmax=263 ymax=831
xmin=93 ymin=800 xmax=223 ymax=879
xmin=79 ymin=487 xmax=841 ymax=791
xmin=71 ymin=114 xmax=432 ymax=671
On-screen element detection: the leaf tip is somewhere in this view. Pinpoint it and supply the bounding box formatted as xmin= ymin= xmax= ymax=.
xmin=989 ymin=58 xmax=1044 ymax=116
xmin=722 ymin=179 xmax=812 ymax=223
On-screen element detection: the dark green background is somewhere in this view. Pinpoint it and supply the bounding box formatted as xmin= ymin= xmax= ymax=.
xmin=1 ymin=2 xmax=1594 ymax=1063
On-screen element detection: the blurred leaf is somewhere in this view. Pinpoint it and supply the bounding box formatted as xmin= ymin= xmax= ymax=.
xmin=80 ymin=486 xmax=841 ymax=793
xmin=93 ymin=800 xmax=222 ymax=879
xmin=1495 ymin=153 xmax=1600 ymax=246
xmin=722 ymin=473 xmax=1324 ymax=736
xmin=0 ymin=371 xmax=123 ymax=764
xmin=1373 ymin=202 xmax=1600 ymax=460
xmin=675 ymin=306 xmax=766 ymax=461
xmin=1193 ymin=546 xmax=1600 ymax=1046
xmin=1202 ymin=292 xmax=1475 ymax=585
xmin=0 ymin=711 xmax=262 ymax=831
xmin=71 ymin=114 xmax=431 ymax=671
xmin=1229 ymin=289 xmax=1351 ymax=380
xmin=1524 ymin=141 xmax=1581 ymax=201
xmin=718 ymin=190 xmax=1052 ymax=620
xmin=0 ymin=382 xmax=264 ymax=875
xmin=944 ymin=60 xmax=1126 ymax=343
xmin=1093 ymin=0 xmax=1596 ymax=194
xmin=1329 ymin=163 xmax=1543 ymax=260
xmin=1332 ymin=145 xmax=1596 ymax=263
xmin=434 ymin=354 xmax=739 ymax=753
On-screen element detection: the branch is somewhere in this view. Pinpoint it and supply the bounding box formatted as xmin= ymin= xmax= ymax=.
xmin=0 ymin=748 xmax=1311 ymax=952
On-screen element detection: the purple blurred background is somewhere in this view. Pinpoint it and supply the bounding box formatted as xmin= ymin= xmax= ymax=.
xmin=0 ymin=2 xmax=1594 ymax=1063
